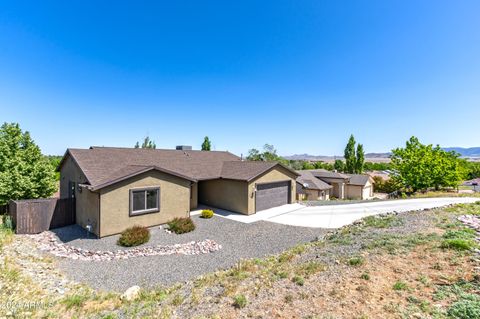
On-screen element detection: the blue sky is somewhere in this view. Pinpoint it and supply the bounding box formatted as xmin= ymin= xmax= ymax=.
xmin=1 ymin=1 xmax=479 ymax=156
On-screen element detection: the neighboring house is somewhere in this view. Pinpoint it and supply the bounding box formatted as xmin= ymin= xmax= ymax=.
xmin=58 ymin=146 xmax=299 ymax=237
xmin=296 ymin=170 xmax=332 ymax=201
xmin=296 ymin=169 xmax=374 ymax=200
xmin=463 ymin=178 xmax=480 ymax=192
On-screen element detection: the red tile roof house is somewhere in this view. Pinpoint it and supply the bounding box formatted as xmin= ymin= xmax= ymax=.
xmin=57 ymin=146 xmax=299 ymax=237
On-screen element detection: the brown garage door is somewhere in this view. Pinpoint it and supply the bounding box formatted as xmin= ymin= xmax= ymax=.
xmin=255 ymin=181 xmax=290 ymax=212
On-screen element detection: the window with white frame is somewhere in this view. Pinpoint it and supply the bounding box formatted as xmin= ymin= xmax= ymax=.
xmin=130 ymin=187 xmax=160 ymax=216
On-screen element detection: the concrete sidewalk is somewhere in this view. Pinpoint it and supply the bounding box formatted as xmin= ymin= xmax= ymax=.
xmin=197 ymin=197 xmax=480 ymax=229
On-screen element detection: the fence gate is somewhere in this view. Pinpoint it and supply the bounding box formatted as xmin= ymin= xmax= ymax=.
xmin=9 ymin=198 xmax=76 ymax=234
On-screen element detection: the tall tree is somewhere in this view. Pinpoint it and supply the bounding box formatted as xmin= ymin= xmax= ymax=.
xmin=344 ymin=134 xmax=356 ymax=173
xmin=355 ymin=143 xmax=365 ymax=173
xmin=0 ymin=123 xmax=57 ymax=205
xmin=134 ymin=136 xmax=156 ymax=149
xmin=334 ymin=159 xmax=345 ymax=172
xmin=201 ymin=136 xmax=211 ymax=151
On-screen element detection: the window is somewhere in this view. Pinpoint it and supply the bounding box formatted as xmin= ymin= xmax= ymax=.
xmin=130 ymin=188 xmax=160 ymax=216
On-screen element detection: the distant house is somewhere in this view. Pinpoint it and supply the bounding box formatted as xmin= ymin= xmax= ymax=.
xmin=296 ymin=169 xmax=374 ymax=200
xmin=58 ymin=146 xmax=299 ymax=237
xmin=296 ymin=171 xmax=332 ymax=201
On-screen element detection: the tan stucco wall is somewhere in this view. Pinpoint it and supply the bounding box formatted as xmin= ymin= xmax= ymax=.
xmin=248 ymin=166 xmax=297 ymax=214
xmin=345 ymin=185 xmax=363 ymax=199
xmin=198 ymin=179 xmax=248 ymax=214
xmin=346 ymin=180 xmax=373 ymax=200
xmin=99 ymin=171 xmax=191 ymax=237
xmin=59 ymin=156 xmax=100 ymax=235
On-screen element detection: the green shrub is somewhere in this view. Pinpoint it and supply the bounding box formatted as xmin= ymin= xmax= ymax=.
xmin=292 ymin=275 xmax=305 ymax=286
xmin=200 ymin=209 xmax=214 ymax=219
xmin=117 ymin=225 xmax=150 ymax=247
xmin=447 ymin=299 xmax=480 ymax=319
xmin=1 ymin=215 xmax=13 ymax=230
xmin=348 ymin=256 xmax=365 ymax=266
xmin=233 ymin=294 xmax=247 ymax=309
xmin=360 ymin=273 xmax=370 ymax=280
xmin=441 ymin=239 xmax=475 ymax=251
xmin=393 ymin=281 xmax=408 ymax=291
xmin=168 ymin=217 xmax=195 ymax=234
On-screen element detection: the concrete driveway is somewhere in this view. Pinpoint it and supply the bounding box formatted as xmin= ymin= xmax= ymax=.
xmin=202 ymin=197 xmax=479 ymax=229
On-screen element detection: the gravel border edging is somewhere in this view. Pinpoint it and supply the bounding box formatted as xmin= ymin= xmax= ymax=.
xmin=28 ymin=231 xmax=222 ymax=261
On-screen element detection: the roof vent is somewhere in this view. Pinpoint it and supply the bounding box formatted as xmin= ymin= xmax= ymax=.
xmin=176 ymin=145 xmax=192 ymax=151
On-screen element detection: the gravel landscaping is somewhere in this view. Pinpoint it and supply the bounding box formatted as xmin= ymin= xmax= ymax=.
xmin=52 ymin=215 xmax=326 ymax=291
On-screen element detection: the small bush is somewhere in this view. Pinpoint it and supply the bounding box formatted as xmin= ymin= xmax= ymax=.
xmin=447 ymin=299 xmax=480 ymax=319
xmin=1 ymin=215 xmax=14 ymax=230
xmin=200 ymin=209 xmax=214 ymax=219
xmin=168 ymin=217 xmax=195 ymax=234
xmin=63 ymin=294 xmax=89 ymax=309
xmin=348 ymin=256 xmax=365 ymax=266
xmin=117 ymin=225 xmax=150 ymax=247
xmin=233 ymin=294 xmax=247 ymax=309
xmin=292 ymin=275 xmax=305 ymax=286
xmin=441 ymin=239 xmax=475 ymax=251
xmin=393 ymin=281 xmax=408 ymax=291
xmin=360 ymin=273 xmax=370 ymax=280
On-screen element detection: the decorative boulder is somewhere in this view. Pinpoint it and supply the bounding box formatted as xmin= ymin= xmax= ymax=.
xmin=121 ymin=285 xmax=141 ymax=301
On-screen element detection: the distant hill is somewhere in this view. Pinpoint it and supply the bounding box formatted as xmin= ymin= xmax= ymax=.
xmin=443 ymin=147 xmax=480 ymax=157
xmin=284 ymin=147 xmax=480 ymax=162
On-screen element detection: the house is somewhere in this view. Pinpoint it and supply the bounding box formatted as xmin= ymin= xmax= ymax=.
xmin=296 ymin=170 xmax=332 ymax=200
xmin=57 ymin=146 xmax=298 ymax=237
xmin=296 ymin=169 xmax=374 ymax=200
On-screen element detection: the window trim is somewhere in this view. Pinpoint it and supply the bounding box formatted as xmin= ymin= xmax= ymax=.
xmin=129 ymin=187 xmax=160 ymax=216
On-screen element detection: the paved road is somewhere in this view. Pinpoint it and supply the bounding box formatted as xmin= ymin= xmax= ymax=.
xmin=211 ymin=197 xmax=480 ymax=229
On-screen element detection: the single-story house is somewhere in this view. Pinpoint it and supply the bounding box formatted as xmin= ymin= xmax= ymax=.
xmin=296 ymin=170 xmax=332 ymax=201
xmin=296 ymin=169 xmax=374 ymax=200
xmin=58 ymin=146 xmax=299 ymax=237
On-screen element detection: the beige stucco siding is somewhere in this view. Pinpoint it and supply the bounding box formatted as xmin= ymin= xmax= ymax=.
xmin=248 ymin=167 xmax=297 ymax=214
xmin=59 ymin=156 xmax=100 ymax=235
xmin=99 ymin=171 xmax=191 ymax=237
xmin=198 ymin=179 xmax=249 ymax=214
xmin=345 ymin=185 xmax=363 ymax=199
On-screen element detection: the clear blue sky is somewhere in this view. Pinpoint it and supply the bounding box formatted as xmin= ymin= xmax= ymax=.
xmin=1 ymin=1 xmax=479 ymax=156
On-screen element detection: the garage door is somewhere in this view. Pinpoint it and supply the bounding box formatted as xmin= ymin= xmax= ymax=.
xmin=255 ymin=181 xmax=290 ymax=212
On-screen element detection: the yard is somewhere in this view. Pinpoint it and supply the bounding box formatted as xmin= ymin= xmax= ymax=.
xmin=1 ymin=201 xmax=480 ymax=318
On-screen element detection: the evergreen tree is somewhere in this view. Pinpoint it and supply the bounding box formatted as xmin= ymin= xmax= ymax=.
xmin=344 ymin=134 xmax=356 ymax=173
xmin=201 ymin=136 xmax=211 ymax=151
xmin=134 ymin=136 xmax=156 ymax=149
xmin=0 ymin=123 xmax=57 ymax=205
xmin=355 ymin=143 xmax=365 ymax=173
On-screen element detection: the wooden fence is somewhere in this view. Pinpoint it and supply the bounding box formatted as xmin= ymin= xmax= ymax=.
xmin=9 ymin=198 xmax=75 ymax=234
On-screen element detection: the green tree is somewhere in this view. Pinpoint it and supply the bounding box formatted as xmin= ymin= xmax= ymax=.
xmin=334 ymin=159 xmax=345 ymax=172
xmin=302 ymin=162 xmax=315 ymax=170
xmin=391 ymin=136 xmax=466 ymax=192
xmin=201 ymin=136 xmax=211 ymax=151
xmin=0 ymin=123 xmax=57 ymax=205
xmin=355 ymin=143 xmax=365 ymax=174
xmin=246 ymin=144 xmax=288 ymax=165
xmin=344 ymin=134 xmax=356 ymax=173
xmin=135 ymin=136 xmax=156 ymax=149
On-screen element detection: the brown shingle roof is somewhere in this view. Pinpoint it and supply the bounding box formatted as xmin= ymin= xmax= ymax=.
xmin=299 ymin=169 xmax=350 ymax=180
xmin=297 ymin=171 xmax=332 ymax=190
xmin=345 ymin=174 xmax=372 ymax=186
xmin=60 ymin=147 xmax=298 ymax=190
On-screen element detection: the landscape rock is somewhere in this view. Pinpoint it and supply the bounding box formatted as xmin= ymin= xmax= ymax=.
xmin=27 ymin=231 xmax=222 ymax=262
xmin=120 ymin=285 xmax=141 ymax=301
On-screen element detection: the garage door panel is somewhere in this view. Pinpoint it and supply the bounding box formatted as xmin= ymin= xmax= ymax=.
xmin=255 ymin=181 xmax=290 ymax=212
